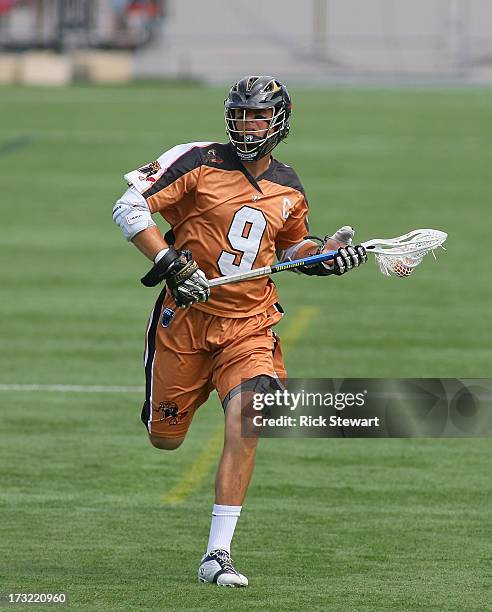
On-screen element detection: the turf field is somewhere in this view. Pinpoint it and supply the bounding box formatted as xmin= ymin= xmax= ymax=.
xmin=1 ymin=83 xmax=491 ymax=610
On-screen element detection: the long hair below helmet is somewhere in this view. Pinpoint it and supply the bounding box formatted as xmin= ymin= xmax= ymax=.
xmin=224 ymin=75 xmax=292 ymax=162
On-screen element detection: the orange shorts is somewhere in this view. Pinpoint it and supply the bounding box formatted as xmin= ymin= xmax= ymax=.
xmin=141 ymin=290 xmax=286 ymax=439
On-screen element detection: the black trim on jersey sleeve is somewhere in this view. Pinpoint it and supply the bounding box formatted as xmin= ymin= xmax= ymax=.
xmin=144 ymin=145 xmax=205 ymax=198
xmin=144 ymin=142 xmax=262 ymax=198
xmin=262 ymin=159 xmax=307 ymax=198
xmin=202 ymin=143 xmax=243 ymax=171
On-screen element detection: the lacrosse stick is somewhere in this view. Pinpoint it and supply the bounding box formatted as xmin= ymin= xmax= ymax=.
xmin=208 ymin=228 xmax=447 ymax=287
xmin=160 ymin=229 xmax=447 ymax=326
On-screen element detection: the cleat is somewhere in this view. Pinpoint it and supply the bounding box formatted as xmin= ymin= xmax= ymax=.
xmin=198 ymin=549 xmax=248 ymax=587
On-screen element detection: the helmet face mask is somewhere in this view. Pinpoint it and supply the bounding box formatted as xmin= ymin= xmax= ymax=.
xmin=224 ymin=76 xmax=292 ymax=162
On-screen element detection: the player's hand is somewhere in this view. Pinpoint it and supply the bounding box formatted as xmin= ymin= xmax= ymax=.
xmin=140 ymin=248 xmax=210 ymax=307
xmin=169 ymin=259 xmax=210 ymax=308
xmin=319 ymin=225 xmax=365 ymax=274
xmin=329 ymin=245 xmax=367 ymax=275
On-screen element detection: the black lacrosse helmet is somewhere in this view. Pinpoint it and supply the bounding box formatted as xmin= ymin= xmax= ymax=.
xmin=224 ymin=75 xmax=292 ymax=162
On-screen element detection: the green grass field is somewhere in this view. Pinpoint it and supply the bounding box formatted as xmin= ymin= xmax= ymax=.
xmin=1 ymin=83 xmax=491 ymax=610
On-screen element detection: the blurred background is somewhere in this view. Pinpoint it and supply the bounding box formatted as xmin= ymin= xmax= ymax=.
xmin=1 ymin=0 xmax=492 ymax=85
xmin=2 ymin=0 xmax=490 ymax=380
xmin=1 ymin=3 xmax=491 ymax=610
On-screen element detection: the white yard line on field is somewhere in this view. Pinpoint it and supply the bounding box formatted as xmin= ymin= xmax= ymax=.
xmin=0 ymin=308 xmax=320 ymax=397
xmin=5 ymin=384 xmax=488 ymax=403
xmin=0 ymin=307 xmax=320 ymax=506
xmin=0 ymin=384 xmax=144 ymax=393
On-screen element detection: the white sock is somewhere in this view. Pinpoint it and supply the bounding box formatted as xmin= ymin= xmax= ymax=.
xmin=206 ymin=504 xmax=242 ymax=554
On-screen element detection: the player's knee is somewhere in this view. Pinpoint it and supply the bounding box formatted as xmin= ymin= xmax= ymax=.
xmin=148 ymin=434 xmax=184 ymax=450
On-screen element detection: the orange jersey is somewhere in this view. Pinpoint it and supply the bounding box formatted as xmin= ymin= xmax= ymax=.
xmin=125 ymin=142 xmax=309 ymax=317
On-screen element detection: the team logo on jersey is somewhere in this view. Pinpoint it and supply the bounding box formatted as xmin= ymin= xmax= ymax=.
xmin=206 ymin=149 xmax=223 ymax=164
xmin=282 ymin=197 xmax=294 ymax=219
xmin=154 ymin=401 xmax=188 ymax=425
xmin=138 ymin=160 xmax=161 ymax=181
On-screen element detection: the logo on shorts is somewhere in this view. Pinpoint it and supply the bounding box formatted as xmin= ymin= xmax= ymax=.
xmin=155 ymin=401 xmax=188 ymax=425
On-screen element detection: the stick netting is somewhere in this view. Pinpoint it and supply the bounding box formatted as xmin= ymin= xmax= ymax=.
xmin=372 ymin=230 xmax=447 ymax=277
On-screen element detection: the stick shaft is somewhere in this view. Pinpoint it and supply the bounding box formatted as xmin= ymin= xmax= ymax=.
xmin=208 ymin=251 xmax=339 ymax=288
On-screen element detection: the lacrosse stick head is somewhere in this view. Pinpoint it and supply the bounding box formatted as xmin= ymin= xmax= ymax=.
xmin=368 ymin=229 xmax=448 ymax=277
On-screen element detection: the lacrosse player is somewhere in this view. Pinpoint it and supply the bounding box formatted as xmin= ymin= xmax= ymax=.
xmin=113 ymin=75 xmax=367 ymax=587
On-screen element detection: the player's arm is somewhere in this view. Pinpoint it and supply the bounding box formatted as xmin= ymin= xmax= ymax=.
xmin=112 ymin=185 xmax=209 ymax=307
xmin=132 ymin=225 xmax=169 ymax=261
xmin=278 ymin=224 xmax=367 ymax=276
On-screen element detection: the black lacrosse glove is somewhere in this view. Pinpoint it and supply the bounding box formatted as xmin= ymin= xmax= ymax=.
xmin=297 ymin=230 xmax=366 ymax=277
xmin=329 ymin=245 xmax=367 ymax=275
xmin=141 ymin=247 xmax=210 ymax=308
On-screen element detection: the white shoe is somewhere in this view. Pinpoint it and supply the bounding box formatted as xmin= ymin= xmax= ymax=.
xmin=198 ymin=549 xmax=248 ymax=587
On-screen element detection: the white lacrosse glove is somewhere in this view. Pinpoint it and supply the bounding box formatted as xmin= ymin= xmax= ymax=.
xmin=321 ymin=225 xmax=354 ymax=251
